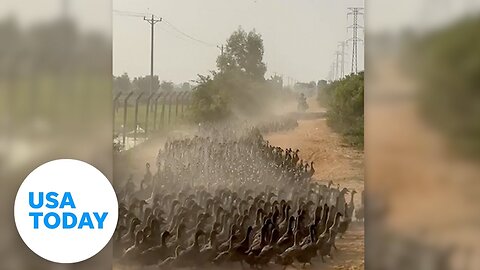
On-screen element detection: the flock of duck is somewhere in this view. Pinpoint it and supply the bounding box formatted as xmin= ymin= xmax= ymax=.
xmin=114 ymin=125 xmax=364 ymax=269
xmin=256 ymin=116 xmax=299 ymax=134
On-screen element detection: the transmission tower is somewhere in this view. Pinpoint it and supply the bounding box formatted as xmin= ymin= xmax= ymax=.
xmin=347 ymin=7 xmax=364 ymax=75
xmin=338 ymin=41 xmax=347 ymax=78
xmin=334 ymin=51 xmax=341 ymax=80
xmin=329 ymin=62 xmax=335 ymax=82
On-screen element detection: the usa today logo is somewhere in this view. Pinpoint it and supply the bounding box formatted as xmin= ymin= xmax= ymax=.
xmin=14 ymin=159 xmax=118 ymax=263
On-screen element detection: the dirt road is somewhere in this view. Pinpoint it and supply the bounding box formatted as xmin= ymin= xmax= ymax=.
xmin=265 ymin=99 xmax=365 ymax=270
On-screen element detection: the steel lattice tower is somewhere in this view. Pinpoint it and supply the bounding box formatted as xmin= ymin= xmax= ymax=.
xmin=338 ymin=41 xmax=346 ymax=79
xmin=347 ymin=7 xmax=364 ymax=75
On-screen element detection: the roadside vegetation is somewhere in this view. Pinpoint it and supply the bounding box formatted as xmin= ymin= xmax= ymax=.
xmin=318 ymin=72 xmax=364 ymax=148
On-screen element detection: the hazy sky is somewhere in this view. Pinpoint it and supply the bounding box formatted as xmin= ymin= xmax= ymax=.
xmin=113 ymin=0 xmax=365 ymax=83
xmin=4 ymin=0 xmax=477 ymax=84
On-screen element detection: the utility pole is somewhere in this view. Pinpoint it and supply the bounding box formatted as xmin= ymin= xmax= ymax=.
xmin=347 ymin=7 xmax=364 ymax=75
xmin=144 ymin=15 xmax=162 ymax=96
xmin=338 ymin=41 xmax=346 ymax=78
xmin=217 ymin=45 xmax=224 ymax=56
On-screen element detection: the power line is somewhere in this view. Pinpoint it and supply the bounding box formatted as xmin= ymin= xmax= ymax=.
xmin=163 ymin=20 xmax=216 ymax=47
xmin=158 ymin=24 xmax=195 ymax=43
xmin=113 ymin=9 xmax=151 ymax=18
xmin=113 ymin=10 xmax=218 ymax=49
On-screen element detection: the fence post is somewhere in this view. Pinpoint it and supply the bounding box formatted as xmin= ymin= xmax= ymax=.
xmin=153 ymin=92 xmax=163 ymax=131
xmin=113 ymin=92 xmax=122 ymax=133
xmin=168 ymin=92 xmax=174 ymax=126
xmin=145 ymin=92 xmax=155 ymax=137
xmin=184 ymin=92 xmax=191 ymax=117
xmin=122 ymin=92 xmax=134 ymax=147
xmin=179 ymin=92 xmax=184 ymax=117
xmin=133 ymin=92 xmax=144 ymax=146
xmin=181 ymin=92 xmax=189 ymax=118
xmin=175 ymin=92 xmax=181 ymax=124
xmin=114 ymin=92 xmax=122 ymax=113
xmin=160 ymin=92 xmax=170 ymax=130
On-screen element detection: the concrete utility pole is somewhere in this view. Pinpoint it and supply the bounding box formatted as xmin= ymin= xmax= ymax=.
xmin=144 ymin=15 xmax=162 ymax=95
xmin=347 ymin=7 xmax=364 ymax=75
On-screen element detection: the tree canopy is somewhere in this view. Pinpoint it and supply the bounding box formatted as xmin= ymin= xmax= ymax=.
xmin=190 ymin=28 xmax=289 ymax=123
xmin=216 ymin=28 xmax=267 ymax=81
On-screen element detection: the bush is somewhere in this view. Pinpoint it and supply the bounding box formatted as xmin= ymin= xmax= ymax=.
xmin=322 ymin=72 xmax=364 ymax=148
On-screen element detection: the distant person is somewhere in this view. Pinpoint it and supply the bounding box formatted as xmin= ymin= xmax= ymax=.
xmin=297 ymin=93 xmax=309 ymax=112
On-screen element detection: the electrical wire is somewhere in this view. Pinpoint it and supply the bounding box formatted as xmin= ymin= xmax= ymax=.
xmin=113 ymin=10 xmax=218 ymax=48
xmin=113 ymin=9 xmax=152 ymax=18
xmin=163 ymin=19 xmax=217 ymax=48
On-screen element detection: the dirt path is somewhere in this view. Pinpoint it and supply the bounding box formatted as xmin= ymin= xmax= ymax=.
xmin=265 ymin=118 xmax=364 ymax=197
xmin=265 ymin=99 xmax=364 ymax=203
xmin=265 ymin=99 xmax=365 ymax=270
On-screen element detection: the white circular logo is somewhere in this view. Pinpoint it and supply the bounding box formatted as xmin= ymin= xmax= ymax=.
xmin=14 ymin=159 xmax=118 ymax=263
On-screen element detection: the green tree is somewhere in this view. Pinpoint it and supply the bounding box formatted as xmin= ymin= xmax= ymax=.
xmin=132 ymin=75 xmax=160 ymax=93
xmin=190 ymin=74 xmax=231 ymax=122
xmin=160 ymin=81 xmax=174 ymax=92
xmin=180 ymin=82 xmax=191 ymax=92
xmin=113 ymin=73 xmax=131 ymax=94
xmin=217 ymin=27 xmax=267 ymax=81
xmin=190 ymin=28 xmax=288 ymax=122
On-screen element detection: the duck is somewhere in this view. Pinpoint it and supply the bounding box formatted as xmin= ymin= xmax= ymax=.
xmin=347 ymin=189 xmax=357 ymax=219
xmin=247 ymin=219 xmax=272 ymax=260
xmin=276 ymin=216 xmax=295 ymax=251
xmin=296 ymin=225 xmax=318 ymax=267
xmin=338 ymin=202 xmax=352 ymax=238
xmin=197 ymin=227 xmax=220 ymax=266
xmin=217 ymin=224 xmax=238 ymax=252
xmin=163 ymin=229 xmax=206 ymax=268
xmin=120 ymin=217 xmax=141 ymax=251
xmin=213 ymin=226 xmax=253 ymax=267
xmin=138 ymin=231 xmax=172 ymax=265
xmin=274 ymin=230 xmax=302 ymax=269
xmin=120 ymin=230 xmax=143 ymax=265
xmin=278 ymin=204 xmax=292 ymax=235
xmin=318 ymin=228 xmax=335 ymax=262
xmin=254 ymin=228 xmax=281 ymax=267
